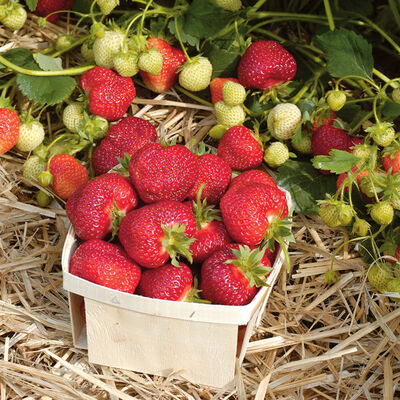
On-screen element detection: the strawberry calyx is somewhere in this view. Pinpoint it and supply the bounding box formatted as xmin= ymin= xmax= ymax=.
xmin=225 ymin=245 xmax=272 ymax=288
xmin=181 ymin=278 xmax=210 ymax=303
xmin=192 ymin=184 xmax=221 ymax=230
xmin=111 ymin=199 xmax=127 ymax=240
xmin=37 ymin=170 xmax=53 ymax=187
xmin=161 ymin=222 xmax=196 ymax=267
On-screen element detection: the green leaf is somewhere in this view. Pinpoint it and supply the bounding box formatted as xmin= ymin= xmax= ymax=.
xmin=17 ymin=74 xmax=76 ymax=105
xmin=316 ymin=28 xmax=373 ymax=79
xmin=168 ymin=18 xmax=199 ymax=49
xmin=0 ymin=47 xmax=38 ymax=70
xmin=36 ymin=54 xmax=63 ymax=71
xmin=311 ymin=149 xmax=359 ymax=174
xmin=25 ymin=0 xmax=38 ymax=12
xmin=382 ymin=103 xmax=400 ymax=118
xmin=203 ymin=43 xmax=240 ymax=78
xmin=277 ymin=160 xmax=337 ymax=214
xmin=182 ymin=0 xmax=231 ymax=39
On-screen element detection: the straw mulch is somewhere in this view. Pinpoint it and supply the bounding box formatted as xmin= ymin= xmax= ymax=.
xmin=0 ymin=14 xmax=399 ymax=400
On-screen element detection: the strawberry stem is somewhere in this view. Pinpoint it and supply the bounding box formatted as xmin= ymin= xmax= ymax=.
xmin=138 ymin=0 xmax=154 ymax=37
xmin=323 ymin=0 xmax=335 ymax=31
xmin=174 ymin=16 xmax=190 ymax=62
xmin=174 ymin=85 xmax=213 ymax=107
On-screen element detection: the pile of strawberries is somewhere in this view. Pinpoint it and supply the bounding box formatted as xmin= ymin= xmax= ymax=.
xmin=66 ymin=98 xmax=290 ymax=305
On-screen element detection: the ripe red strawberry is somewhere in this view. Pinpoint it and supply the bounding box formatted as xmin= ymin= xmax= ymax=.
xmin=119 ymin=200 xmax=196 ymax=268
xmin=80 ymin=67 xmax=135 ymax=121
xmin=70 ymin=239 xmax=141 ymax=293
xmin=140 ymin=38 xmax=186 ymax=93
xmin=220 ymin=183 xmax=288 ymax=245
xmin=200 ymin=244 xmax=272 ymax=305
xmin=209 ymin=77 xmax=240 ymax=104
xmin=92 ymin=116 xmax=157 ymax=175
xmin=238 ymin=41 xmax=296 ymax=90
xmin=382 ymin=150 xmax=400 ymax=175
xmin=35 ymin=0 xmax=74 ymax=23
xmin=312 ymin=125 xmax=353 ymax=174
xmin=336 ymin=166 xmax=369 ymax=192
xmin=46 ymin=154 xmax=88 ymax=199
xmin=186 ymin=188 xmax=231 ymax=262
xmin=217 ymin=125 xmax=263 ymax=170
xmin=138 ymin=262 xmax=194 ymax=301
xmin=129 ymin=143 xmax=198 ymax=203
xmin=0 ymin=108 xmax=19 ymax=154
xmin=187 ymin=154 xmax=231 ymax=204
xmin=229 ymin=169 xmax=277 ymax=192
xmin=66 ymin=173 xmax=138 ymax=240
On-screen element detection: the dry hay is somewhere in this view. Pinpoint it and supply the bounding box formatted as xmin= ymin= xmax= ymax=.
xmin=0 ymin=12 xmax=399 ymax=400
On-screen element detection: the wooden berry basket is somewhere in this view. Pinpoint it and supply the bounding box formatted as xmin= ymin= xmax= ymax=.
xmin=61 ymin=192 xmax=291 ymax=388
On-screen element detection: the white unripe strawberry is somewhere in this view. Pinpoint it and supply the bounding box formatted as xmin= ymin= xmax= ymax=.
xmin=215 ymin=101 xmax=245 ymax=127
xmin=222 ymin=81 xmax=246 ymax=106
xmin=216 ymin=0 xmax=242 ymax=11
xmin=16 ymin=120 xmax=45 ymax=152
xmin=23 ymin=156 xmax=46 ymax=182
xmin=138 ymin=48 xmax=163 ymax=75
xmin=179 ymin=57 xmax=213 ymax=92
xmin=113 ymin=50 xmax=139 ymax=77
xmin=2 ymin=4 xmax=27 ymax=31
xmin=97 ymin=0 xmax=119 ymax=15
xmin=63 ymin=103 xmax=84 ymax=133
xmin=263 ymin=141 xmax=289 ymax=168
xmin=93 ymin=30 xmax=126 ymax=69
xmin=267 ymin=103 xmax=301 ymax=140
xmin=327 ymin=90 xmax=346 ymax=111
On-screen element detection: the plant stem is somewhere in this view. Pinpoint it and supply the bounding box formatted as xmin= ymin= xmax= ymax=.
xmin=323 ymin=0 xmax=335 ymax=31
xmin=174 ymin=16 xmax=190 ymax=61
xmin=174 ymin=84 xmax=213 ymax=107
xmin=373 ymin=68 xmax=400 ymax=89
xmin=388 ymin=0 xmax=400 ymax=31
xmin=349 ymin=110 xmax=374 ymax=135
xmin=0 ymin=55 xmax=94 ymax=76
xmin=51 ymin=36 xmax=88 ymax=58
xmin=138 ymin=0 xmax=154 ymax=37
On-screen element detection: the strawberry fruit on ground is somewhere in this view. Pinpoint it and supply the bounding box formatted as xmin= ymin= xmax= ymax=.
xmin=42 ymin=154 xmax=88 ymax=200
xmin=210 ymin=77 xmax=239 ymax=104
xmin=220 ymin=182 xmax=289 ymax=246
xmin=237 ymin=40 xmax=297 ymax=90
xmin=200 ymin=244 xmax=272 ymax=305
xmin=92 ymin=116 xmax=157 ymax=175
xmin=229 ymin=169 xmax=277 ymax=191
xmin=217 ymin=125 xmax=263 ymax=170
xmin=66 ymin=173 xmax=138 ymax=240
xmin=367 ymin=262 xmax=396 ymax=293
xmin=0 ymin=107 xmax=19 ymax=154
xmin=138 ymin=262 xmax=195 ymax=301
xmin=187 ymin=186 xmax=231 ymax=263
xmin=186 ymin=153 xmax=232 ymax=204
xmin=34 ymin=0 xmax=74 ymax=23
xmin=139 ymin=38 xmax=186 ymax=93
xmin=129 ymin=143 xmax=198 ymax=203
xmin=80 ymin=67 xmax=136 ymax=121
xmin=119 ymin=200 xmax=196 ymax=268
xmin=70 ymin=239 xmax=141 ymax=293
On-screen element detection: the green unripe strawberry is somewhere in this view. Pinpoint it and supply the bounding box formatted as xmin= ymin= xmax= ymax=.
xmin=214 ymin=102 xmax=245 ymax=127
xmin=392 ymin=88 xmax=400 ymax=104
xmin=352 ymin=218 xmax=370 ymax=237
xmin=324 ymin=269 xmax=339 ymax=284
xmin=81 ymin=41 xmax=95 ymax=63
xmin=367 ymin=262 xmax=394 ymax=293
xmin=359 ymin=176 xmax=376 ymax=198
xmin=36 ymin=190 xmax=51 ymax=207
xmin=179 ymin=57 xmax=213 ymax=92
xmin=23 ymin=156 xmax=45 ymax=183
xmin=292 ymin=133 xmax=312 ymax=154
xmin=318 ymin=200 xmax=341 ymax=228
xmin=113 ymin=50 xmax=139 ymax=77
xmin=38 ymin=170 xmax=53 ymax=187
xmin=93 ymin=30 xmax=126 ymax=69
xmin=208 ymin=124 xmax=228 ymax=140
xmin=370 ymin=202 xmax=394 ymax=225
xmin=82 ymin=115 xmax=109 ymax=140
xmin=366 ymin=122 xmax=395 ymax=147
xmin=338 ymin=204 xmax=354 ymax=225
xmin=263 ymin=141 xmax=289 ymax=168
xmin=352 ymin=144 xmax=370 ymax=160
xmin=138 ymin=48 xmax=163 ymax=76
xmin=56 ymin=35 xmax=74 ymax=52
xmin=16 ymin=120 xmax=45 ymax=152
xmin=327 ymin=90 xmax=346 ymax=111
xmin=390 ymin=189 xmax=400 ymax=210
xmin=222 ymin=81 xmax=246 ymax=106
xmin=215 ymin=0 xmax=242 ymax=11
xmin=97 ymin=0 xmax=119 ymax=15
xmin=63 ymin=103 xmax=84 ymax=134
xmin=267 ymin=103 xmax=301 ymax=140
xmin=387 ymin=278 xmax=400 ymax=301
xmin=2 ymin=4 xmax=27 ymax=31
